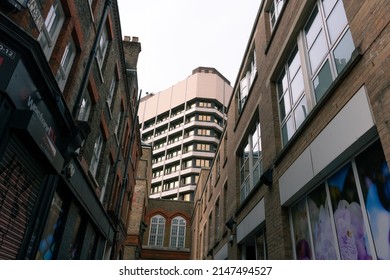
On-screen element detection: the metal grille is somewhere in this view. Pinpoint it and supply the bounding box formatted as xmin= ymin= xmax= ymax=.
xmin=0 ymin=137 xmax=44 ymax=259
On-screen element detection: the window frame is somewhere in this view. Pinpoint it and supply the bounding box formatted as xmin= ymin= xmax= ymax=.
xmin=239 ymin=121 xmax=262 ymax=203
xmin=90 ymin=132 xmax=103 ymax=177
xmin=38 ymin=0 xmax=65 ymax=59
xmin=276 ymin=0 xmax=355 ymax=147
xmin=169 ymin=216 xmax=186 ymax=248
xmin=148 ymin=215 xmax=165 ymax=247
xmin=56 ymin=38 xmax=76 ymax=91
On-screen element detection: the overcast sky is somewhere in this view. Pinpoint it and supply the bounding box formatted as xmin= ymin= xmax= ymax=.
xmin=116 ymin=0 xmax=261 ymax=94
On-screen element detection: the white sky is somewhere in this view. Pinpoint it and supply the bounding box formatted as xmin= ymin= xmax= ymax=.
xmin=117 ymin=0 xmax=261 ymax=94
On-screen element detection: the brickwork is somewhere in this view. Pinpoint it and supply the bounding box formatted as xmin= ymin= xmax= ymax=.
xmin=191 ymin=0 xmax=390 ymax=260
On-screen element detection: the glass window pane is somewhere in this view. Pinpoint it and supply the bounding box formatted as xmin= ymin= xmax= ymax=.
xmin=277 ymin=70 xmax=288 ymax=99
xmin=326 ymin=0 xmax=348 ymax=44
xmin=334 ymin=29 xmax=354 ymax=74
xmin=305 ymin=7 xmax=322 ymax=49
xmin=291 ymin=199 xmax=312 ymax=259
xmin=322 ymin=0 xmax=338 ymax=17
xmin=313 ymin=60 xmax=333 ymax=102
xmin=282 ymin=117 xmax=294 ymax=145
xmin=294 ymin=95 xmax=307 ymax=129
xmin=328 ymin=163 xmax=373 ymax=259
xmin=355 ymin=140 xmax=390 ymax=260
xmin=279 ymin=91 xmax=291 ymax=121
xmin=308 ymin=31 xmax=327 ymax=74
xmin=288 ymin=49 xmax=301 ymax=79
xmin=36 ymin=192 xmax=64 ymax=260
xmin=308 ymin=184 xmax=337 ymax=259
xmin=290 ymin=68 xmax=304 ymax=103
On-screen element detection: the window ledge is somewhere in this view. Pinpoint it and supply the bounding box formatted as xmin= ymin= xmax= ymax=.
xmin=274 ymin=47 xmax=362 ymax=166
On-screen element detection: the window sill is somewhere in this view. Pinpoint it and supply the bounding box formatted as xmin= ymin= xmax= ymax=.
xmin=274 ymin=47 xmax=362 ymax=166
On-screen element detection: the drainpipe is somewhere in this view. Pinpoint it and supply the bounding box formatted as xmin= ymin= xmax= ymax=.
xmin=72 ymin=0 xmax=112 ymax=118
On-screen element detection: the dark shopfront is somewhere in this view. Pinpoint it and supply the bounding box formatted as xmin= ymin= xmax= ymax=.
xmin=0 ymin=14 xmax=114 ymax=259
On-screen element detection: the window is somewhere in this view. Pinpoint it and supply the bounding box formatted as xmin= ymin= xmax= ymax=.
xmin=96 ymin=24 xmax=109 ymax=69
xmin=197 ymin=129 xmax=211 ymax=136
xmin=277 ymin=0 xmax=355 ymax=146
xmin=277 ymin=48 xmax=307 ymax=145
xmin=215 ymin=199 xmax=220 ymax=241
xmin=256 ymin=228 xmax=268 ymax=259
xmin=238 ymin=49 xmax=257 ymax=113
xmin=100 ymin=162 xmax=111 ymax=203
xmin=290 ymin=140 xmax=390 ymax=260
xmin=198 ymin=115 xmax=211 ymax=122
xmin=107 ymin=76 xmax=117 ymax=109
xmin=239 ymin=122 xmax=262 ymax=203
xmin=90 ymin=132 xmax=103 ymax=177
xmin=56 ymin=39 xmax=76 ymax=91
xmin=170 ymin=216 xmax=186 ymax=248
xmin=77 ymin=91 xmax=92 ymax=122
xmin=269 ymin=0 xmax=285 ymax=31
xmin=195 ymin=159 xmax=210 ymax=168
xmin=38 ymin=0 xmax=65 ymax=58
xmin=88 ymin=0 xmax=95 ymax=21
xmin=148 ymin=215 xmax=165 ymax=246
xmin=114 ymin=111 xmax=122 ymax=143
xmin=35 ymin=191 xmax=66 ymax=260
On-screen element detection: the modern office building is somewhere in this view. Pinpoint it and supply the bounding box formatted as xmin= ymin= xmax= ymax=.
xmin=192 ymin=0 xmax=390 ymax=260
xmin=138 ymin=67 xmax=232 ymax=201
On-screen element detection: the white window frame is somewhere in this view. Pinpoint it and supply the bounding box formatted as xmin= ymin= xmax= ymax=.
xmin=96 ymin=24 xmax=109 ymax=69
xmin=90 ymin=133 xmax=103 ymax=177
xmin=56 ymin=39 xmax=76 ymax=91
xmin=38 ymin=0 xmax=65 ymax=59
xmin=77 ymin=92 xmax=92 ymax=122
xmin=148 ymin=215 xmax=165 ymax=246
xmin=239 ymin=121 xmax=262 ymax=203
xmin=238 ymin=49 xmax=257 ymax=114
xmin=269 ymin=0 xmax=286 ymax=31
xmin=170 ymin=216 xmax=186 ymax=248
xmin=107 ymin=76 xmax=116 ymax=109
xmin=277 ymin=0 xmax=355 ymax=146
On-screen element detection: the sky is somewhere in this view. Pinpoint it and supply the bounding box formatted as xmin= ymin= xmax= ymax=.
xmin=116 ymin=0 xmax=261 ymax=94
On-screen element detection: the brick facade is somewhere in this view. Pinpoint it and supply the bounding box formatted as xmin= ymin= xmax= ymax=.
xmin=192 ymin=0 xmax=390 ymax=260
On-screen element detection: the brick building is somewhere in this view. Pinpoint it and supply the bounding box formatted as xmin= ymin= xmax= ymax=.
xmin=0 ymin=0 xmax=142 ymax=259
xmin=192 ymin=0 xmax=390 ymax=260
xmin=142 ymin=198 xmax=194 ymax=260
xmin=125 ymin=143 xmax=151 ymax=259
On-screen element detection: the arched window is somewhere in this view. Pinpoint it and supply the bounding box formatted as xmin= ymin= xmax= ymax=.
xmin=148 ymin=215 xmax=165 ymax=246
xmin=170 ymin=216 xmax=186 ymax=248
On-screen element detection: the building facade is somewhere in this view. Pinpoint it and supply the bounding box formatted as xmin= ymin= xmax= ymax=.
xmin=138 ymin=67 xmax=232 ymax=201
xmin=142 ymin=198 xmax=194 ymax=260
xmin=0 ymin=0 xmax=142 ymax=259
xmin=124 ymin=143 xmax=151 ymax=259
xmin=192 ymin=0 xmax=390 ymax=260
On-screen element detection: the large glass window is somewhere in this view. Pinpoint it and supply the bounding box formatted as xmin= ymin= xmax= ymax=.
xmin=170 ymin=216 xmax=186 ymax=248
xmin=277 ymin=0 xmax=355 ymax=146
xmin=239 ymin=122 xmax=262 ymax=202
xmin=148 ymin=215 xmax=165 ymax=246
xmin=277 ymin=48 xmax=307 ymax=145
xmin=290 ymin=140 xmax=390 ymax=259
